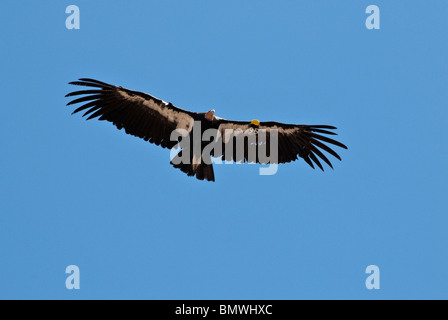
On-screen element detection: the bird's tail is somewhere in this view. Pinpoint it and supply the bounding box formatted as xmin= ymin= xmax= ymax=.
xmin=195 ymin=162 xmax=215 ymax=182
xmin=171 ymin=151 xmax=215 ymax=182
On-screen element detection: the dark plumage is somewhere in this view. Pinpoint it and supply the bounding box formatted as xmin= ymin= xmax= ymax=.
xmin=66 ymin=78 xmax=347 ymax=182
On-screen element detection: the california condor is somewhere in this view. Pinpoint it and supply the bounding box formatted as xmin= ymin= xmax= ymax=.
xmin=66 ymin=78 xmax=347 ymax=182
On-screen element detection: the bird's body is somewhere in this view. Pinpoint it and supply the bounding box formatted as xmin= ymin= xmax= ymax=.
xmin=66 ymin=78 xmax=347 ymax=181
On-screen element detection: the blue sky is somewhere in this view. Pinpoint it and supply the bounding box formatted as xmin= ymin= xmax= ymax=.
xmin=0 ymin=1 xmax=447 ymax=299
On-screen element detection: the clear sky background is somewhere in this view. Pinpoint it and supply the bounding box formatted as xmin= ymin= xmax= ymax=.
xmin=0 ymin=1 xmax=447 ymax=300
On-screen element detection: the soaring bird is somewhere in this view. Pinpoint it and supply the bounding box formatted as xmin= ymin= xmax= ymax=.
xmin=66 ymin=78 xmax=347 ymax=182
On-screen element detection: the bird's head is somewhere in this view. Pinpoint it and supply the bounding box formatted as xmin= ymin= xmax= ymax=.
xmin=205 ymin=109 xmax=215 ymax=121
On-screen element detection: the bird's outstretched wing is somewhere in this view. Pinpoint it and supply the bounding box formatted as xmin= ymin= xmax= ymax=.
xmin=66 ymin=78 xmax=198 ymax=149
xmin=216 ymin=120 xmax=347 ymax=170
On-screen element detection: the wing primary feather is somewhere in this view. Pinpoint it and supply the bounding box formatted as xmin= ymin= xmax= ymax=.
xmin=67 ymin=94 xmax=103 ymax=106
xmin=309 ymin=132 xmax=348 ymax=149
xmin=86 ymin=108 xmax=105 ymax=120
xmin=311 ymin=145 xmax=333 ymax=169
xmin=72 ymin=100 xmax=98 ymax=114
xmin=78 ymin=78 xmax=112 ymax=86
xmin=309 ymin=151 xmax=324 ymax=171
xmin=68 ymin=81 xmax=106 ymax=89
xmin=311 ymin=139 xmax=342 ymax=161
xmin=308 ymin=125 xmax=337 ymax=130
xmin=309 ymin=128 xmax=337 ymax=135
xmin=65 ymin=90 xmax=105 ymax=97
xmin=83 ymin=105 xmax=102 ymax=118
xmin=303 ymin=155 xmax=315 ymax=169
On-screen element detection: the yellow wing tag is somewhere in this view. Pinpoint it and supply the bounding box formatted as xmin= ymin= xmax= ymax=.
xmin=251 ymin=119 xmax=260 ymax=126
